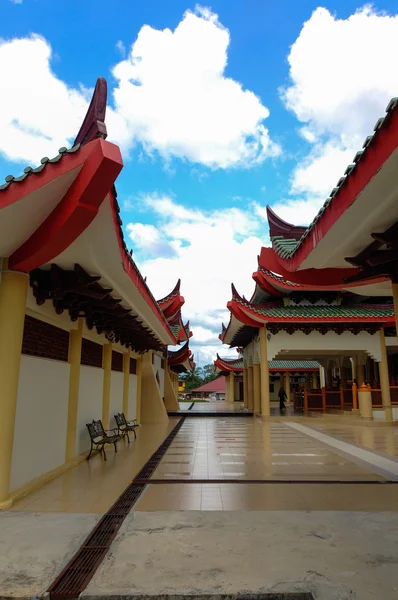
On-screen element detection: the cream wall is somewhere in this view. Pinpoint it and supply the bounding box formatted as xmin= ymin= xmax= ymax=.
xmin=10 ymin=355 xmax=69 ymax=491
xmin=109 ymin=370 xmax=124 ymax=429
xmin=152 ymin=353 xmax=165 ymax=398
xmin=128 ymin=374 xmax=138 ymax=420
xmin=75 ymin=365 xmax=103 ymax=456
xmin=262 ymin=330 xmax=383 ymax=363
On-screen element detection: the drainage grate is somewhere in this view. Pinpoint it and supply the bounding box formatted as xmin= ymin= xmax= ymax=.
xmin=48 ymin=417 xmax=185 ymax=599
xmin=48 ymin=547 xmax=105 ymax=599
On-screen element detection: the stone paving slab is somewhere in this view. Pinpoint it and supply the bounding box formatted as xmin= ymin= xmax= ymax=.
xmin=0 ymin=511 xmax=99 ymax=599
xmin=83 ymin=511 xmax=398 ymax=600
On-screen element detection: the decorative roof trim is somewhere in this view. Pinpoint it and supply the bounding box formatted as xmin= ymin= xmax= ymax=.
xmin=267 ymin=205 xmax=307 ymax=241
xmin=268 ymin=96 xmax=398 ymax=270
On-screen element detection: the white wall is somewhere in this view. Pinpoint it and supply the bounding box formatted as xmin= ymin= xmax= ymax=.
xmin=75 ymin=365 xmax=103 ymax=456
xmin=152 ymin=353 xmax=165 ymax=398
xmin=10 ymin=355 xmax=69 ymax=491
xmin=109 ymin=371 xmax=123 ymax=429
xmin=128 ymin=374 xmax=137 ymax=420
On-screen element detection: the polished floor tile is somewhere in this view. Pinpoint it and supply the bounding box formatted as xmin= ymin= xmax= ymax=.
xmin=10 ymin=402 xmax=398 ymax=514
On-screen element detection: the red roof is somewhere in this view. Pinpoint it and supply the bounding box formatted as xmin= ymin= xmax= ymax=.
xmin=190 ymin=377 xmax=226 ymax=394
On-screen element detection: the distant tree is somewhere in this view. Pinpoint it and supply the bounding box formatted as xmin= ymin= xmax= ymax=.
xmin=180 ymin=366 xmax=203 ymax=391
xmin=202 ymin=363 xmax=217 ymax=384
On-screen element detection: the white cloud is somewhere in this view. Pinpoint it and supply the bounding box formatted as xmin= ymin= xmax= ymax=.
xmin=10 ymin=0 xmax=23 ymax=4
xmin=0 ymin=6 xmax=279 ymax=170
xmin=125 ymin=193 xmax=267 ymax=359
xmin=0 ymin=35 xmax=88 ymax=163
xmin=280 ymin=5 xmax=398 ymax=208
xmin=111 ymin=5 xmax=280 ymax=168
xmin=115 ymin=40 xmax=126 ymax=58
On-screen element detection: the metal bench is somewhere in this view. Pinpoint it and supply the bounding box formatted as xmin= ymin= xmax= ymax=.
xmin=86 ymin=419 xmax=121 ymax=460
xmin=114 ymin=412 xmax=138 ymax=443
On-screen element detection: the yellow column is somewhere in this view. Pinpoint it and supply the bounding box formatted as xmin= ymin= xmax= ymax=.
xmin=285 ymin=372 xmax=291 ymax=402
xmin=357 ymin=364 xmax=365 ymax=386
xmin=259 ymin=325 xmax=270 ymax=417
xmin=247 ymin=365 xmax=254 ymax=410
xmin=305 ymin=373 xmax=311 ymax=389
xmin=136 ymin=355 xmax=142 ymax=424
xmin=0 ymin=268 xmax=28 ymax=508
xmin=253 ymin=363 xmax=261 ymax=413
xmin=379 ymin=329 xmax=393 ymax=421
xmin=122 ymin=348 xmax=131 ymax=417
xmin=229 ymin=372 xmax=235 ymax=402
xmin=101 ymin=342 xmax=112 ymax=428
xmin=65 ymin=318 xmax=83 ymax=462
xmin=243 ymin=365 xmax=249 ymax=409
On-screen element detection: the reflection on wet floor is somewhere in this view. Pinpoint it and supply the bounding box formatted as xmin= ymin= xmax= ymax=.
xmin=133 ymin=417 xmax=398 ymax=511
xmin=151 ymin=418 xmax=385 ymax=481
xmin=306 ymin=422 xmax=398 ymax=459
xmin=9 ymin=408 xmax=398 ymax=513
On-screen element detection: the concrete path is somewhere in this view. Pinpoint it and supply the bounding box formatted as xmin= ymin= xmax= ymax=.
xmin=83 ymin=511 xmax=398 ymax=600
xmin=0 ymin=511 xmax=99 ymax=598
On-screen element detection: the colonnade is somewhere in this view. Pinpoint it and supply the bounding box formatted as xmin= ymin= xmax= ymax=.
xmin=0 ymin=266 xmax=150 ymax=507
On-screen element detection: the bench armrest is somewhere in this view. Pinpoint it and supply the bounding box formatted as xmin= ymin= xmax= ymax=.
xmin=106 ymin=428 xmax=119 ymax=436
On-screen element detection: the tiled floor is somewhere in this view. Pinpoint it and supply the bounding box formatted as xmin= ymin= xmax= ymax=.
xmin=151 ymin=418 xmax=385 ymax=481
xmin=10 ymin=408 xmax=398 ymax=514
xmin=134 ymin=481 xmax=398 ymax=511
xmin=10 ymin=420 xmax=178 ymax=513
xmin=307 ymin=421 xmax=398 ymax=458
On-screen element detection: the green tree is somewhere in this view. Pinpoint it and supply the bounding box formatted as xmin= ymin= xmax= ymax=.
xmin=180 ymin=365 xmax=203 ymax=391
xmin=202 ymin=363 xmax=217 ymax=384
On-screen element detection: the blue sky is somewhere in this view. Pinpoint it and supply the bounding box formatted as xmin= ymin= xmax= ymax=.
xmin=2 ymin=0 xmax=398 ymax=364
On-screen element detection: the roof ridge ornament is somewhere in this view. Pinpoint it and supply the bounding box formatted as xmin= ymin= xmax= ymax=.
xmin=74 ymin=77 xmax=108 ymax=147
xmin=266 ymin=205 xmax=307 ymax=241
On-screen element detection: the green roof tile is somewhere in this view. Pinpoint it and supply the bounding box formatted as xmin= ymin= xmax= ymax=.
xmin=248 ymin=304 xmax=394 ymax=319
xmin=271 ymin=97 xmax=398 ymax=260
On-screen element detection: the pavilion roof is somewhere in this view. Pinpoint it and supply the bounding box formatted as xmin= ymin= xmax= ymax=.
xmin=157 ymin=279 xmax=185 ymax=320
xmin=168 ymin=341 xmax=195 ymax=372
xmin=0 ymin=77 xmax=179 ymax=350
xmin=213 ymin=355 xmax=319 ymax=374
xmin=264 ymin=96 xmax=398 ymax=276
xmin=228 ymin=287 xmax=395 ymax=325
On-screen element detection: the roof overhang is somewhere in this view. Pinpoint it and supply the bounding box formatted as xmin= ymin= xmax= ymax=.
xmin=267 ymin=99 xmax=398 ymax=280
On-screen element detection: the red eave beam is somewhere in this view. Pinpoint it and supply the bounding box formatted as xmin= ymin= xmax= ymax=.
xmin=10 ymin=139 xmax=123 ymax=272
xmin=269 ymin=106 xmax=398 ymax=272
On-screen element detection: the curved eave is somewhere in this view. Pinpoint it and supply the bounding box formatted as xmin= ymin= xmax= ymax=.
xmin=168 ymin=341 xmax=191 ymax=365
xmin=229 ymin=298 xmax=396 ymax=326
xmin=158 ymin=280 xmax=185 ymax=319
xmin=219 ymin=312 xmax=247 ymax=345
xmin=268 ymin=100 xmax=398 ymax=272
xmin=258 ymin=248 xmax=391 ymax=296
xmin=214 ymin=357 xmax=243 ymax=373
xmin=267 ymin=205 xmax=306 ymax=240
xmin=2 ymin=138 xmax=176 ymax=345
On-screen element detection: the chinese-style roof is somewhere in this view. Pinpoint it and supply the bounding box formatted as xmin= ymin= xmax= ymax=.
xmin=0 ymin=77 xmax=179 ymax=349
xmin=167 ymin=311 xmax=192 ymax=343
xmin=0 ymin=145 xmax=81 ymax=191
xmin=190 ymin=376 xmax=226 ymax=394
xmin=213 ymin=356 xmax=320 ymax=374
xmin=168 ymin=341 xmax=195 ymax=372
xmin=214 ymin=354 xmax=244 ymax=372
xmin=157 ymin=279 xmax=185 ymax=320
xmin=228 ymin=288 xmax=395 ymax=325
xmin=269 ymin=360 xmax=319 ymax=371
xmin=264 ymin=96 xmax=398 ymax=278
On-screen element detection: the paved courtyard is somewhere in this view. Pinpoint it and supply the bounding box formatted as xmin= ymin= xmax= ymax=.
xmin=2 ymin=403 xmax=398 ymax=598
